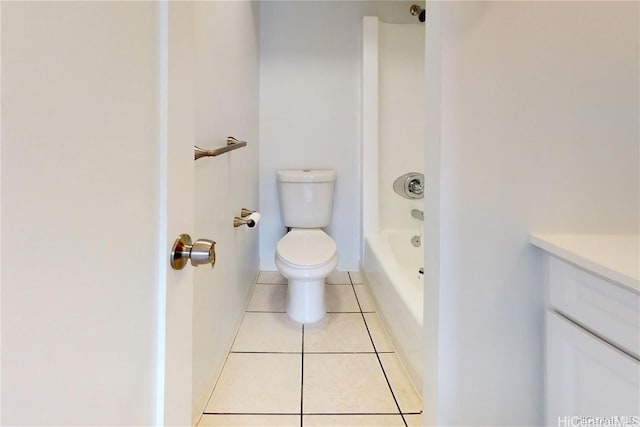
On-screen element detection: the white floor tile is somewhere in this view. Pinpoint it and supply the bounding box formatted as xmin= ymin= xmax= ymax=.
xmin=363 ymin=313 xmax=395 ymax=352
xmin=326 ymin=285 xmax=360 ymax=312
xmin=303 ymin=414 xmax=405 ymax=426
xmin=205 ymin=353 xmax=301 ymax=414
xmin=326 ymin=270 xmax=351 ymax=285
xmin=200 ymin=273 xmax=423 ymax=421
xmin=303 ymin=353 xmax=398 ymax=414
xmin=354 ymin=285 xmax=376 ymax=312
xmin=349 ymin=271 xmax=365 ymax=284
xmin=304 ymin=313 xmax=373 ymax=353
xmin=379 ymin=353 xmax=422 ymax=413
xmin=247 ymin=284 xmax=287 ymax=312
xmin=257 ymin=271 xmax=287 ymax=284
xmin=199 ymin=414 xmax=300 ymax=426
xmin=232 ymin=312 xmax=302 ymax=353
xmin=404 ymin=414 xmax=423 ymax=427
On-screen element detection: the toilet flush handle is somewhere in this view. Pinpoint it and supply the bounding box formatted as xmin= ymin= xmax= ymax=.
xmin=170 ymin=234 xmax=216 ymax=270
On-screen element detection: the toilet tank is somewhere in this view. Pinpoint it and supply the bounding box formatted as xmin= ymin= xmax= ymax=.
xmin=277 ymin=169 xmax=336 ymax=228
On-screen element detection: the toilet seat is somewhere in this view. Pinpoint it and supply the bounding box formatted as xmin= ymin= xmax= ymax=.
xmin=276 ymin=229 xmax=336 ymax=268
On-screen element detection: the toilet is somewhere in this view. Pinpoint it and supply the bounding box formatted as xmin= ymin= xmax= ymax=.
xmin=275 ymin=169 xmax=338 ymax=324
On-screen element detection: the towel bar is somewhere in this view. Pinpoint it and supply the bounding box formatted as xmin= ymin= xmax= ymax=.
xmin=194 ymin=136 xmax=247 ymax=160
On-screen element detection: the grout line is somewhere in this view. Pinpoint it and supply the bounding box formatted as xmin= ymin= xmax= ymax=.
xmin=202 ymin=412 xmax=300 ymax=416
xmin=303 ymin=351 xmax=380 ymax=354
xmin=326 ymin=311 xmax=366 ymax=314
xmin=203 ymin=411 xmax=418 ymax=416
xmin=350 ymin=274 xmax=364 ymax=314
xmin=229 ymin=350 xmax=391 ymax=355
xmin=301 ymin=412 xmax=408 ymax=416
xmin=227 ymin=311 xmax=247 ymax=354
xmin=229 ymin=351 xmax=302 ymax=354
xmin=400 ymin=412 xmax=409 ymax=426
xmin=354 ymin=273 xmax=407 ymax=427
xmin=347 ymin=272 xmax=365 ymax=286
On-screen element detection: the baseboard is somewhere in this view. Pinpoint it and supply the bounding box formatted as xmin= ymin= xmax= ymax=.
xmin=191 ymin=270 xmax=259 ymax=426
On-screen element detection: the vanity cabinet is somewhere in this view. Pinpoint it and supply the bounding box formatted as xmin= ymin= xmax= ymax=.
xmin=546 ymin=311 xmax=639 ymax=422
xmin=531 ymin=234 xmax=640 ymax=425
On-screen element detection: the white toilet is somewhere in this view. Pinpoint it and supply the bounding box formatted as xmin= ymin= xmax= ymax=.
xmin=275 ymin=169 xmax=338 ymax=324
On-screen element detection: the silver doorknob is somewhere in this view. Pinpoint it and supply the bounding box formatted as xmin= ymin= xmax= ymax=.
xmin=171 ymin=234 xmax=216 ymax=270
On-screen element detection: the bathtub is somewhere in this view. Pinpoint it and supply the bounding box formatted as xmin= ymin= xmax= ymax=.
xmin=362 ymin=230 xmax=423 ymax=394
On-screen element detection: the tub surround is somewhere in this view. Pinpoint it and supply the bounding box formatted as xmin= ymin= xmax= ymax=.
xmin=360 ymin=15 xmax=426 ymax=396
xmin=530 ymin=233 xmax=639 ymax=292
xmin=363 ymin=231 xmax=424 ymax=395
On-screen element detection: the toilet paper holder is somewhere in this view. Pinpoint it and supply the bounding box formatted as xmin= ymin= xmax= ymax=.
xmin=240 ymin=208 xmax=255 ymax=218
xmin=234 ymin=208 xmax=259 ymax=228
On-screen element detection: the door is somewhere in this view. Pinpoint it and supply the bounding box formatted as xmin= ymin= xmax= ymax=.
xmin=1 ymin=2 xmax=195 ymax=425
xmin=163 ymin=2 xmax=196 ymax=425
xmin=546 ymin=312 xmax=640 ymax=424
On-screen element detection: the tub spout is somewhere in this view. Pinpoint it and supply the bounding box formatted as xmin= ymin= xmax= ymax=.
xmin=411 ymin=209 xmax=424 ymax=221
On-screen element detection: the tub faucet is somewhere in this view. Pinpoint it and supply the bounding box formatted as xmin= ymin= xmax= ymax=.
xmin=411 ymin=209 xmax=424 ymax=221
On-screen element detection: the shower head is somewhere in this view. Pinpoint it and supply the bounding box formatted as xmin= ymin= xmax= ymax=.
xmin=409 ymin=4 xmax=425 ymax=23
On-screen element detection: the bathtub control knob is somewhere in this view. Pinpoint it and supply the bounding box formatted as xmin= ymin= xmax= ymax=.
xmin=408 ymin=179 xmax=423 ymax=196
xmin=393 ymin=172 xmax=424 ymax=199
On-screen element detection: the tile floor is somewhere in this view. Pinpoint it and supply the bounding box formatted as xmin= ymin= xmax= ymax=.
xmin=198 ymin=271 xmax=422 ymax=427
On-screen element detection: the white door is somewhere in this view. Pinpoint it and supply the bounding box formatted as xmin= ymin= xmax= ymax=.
xmin=546 ymin=312 xmax=640 ymax=424
xmin=163 ymin=2 xmax=197 ymax=425
xmin=2 ymin=2 xmax=195 ymax=425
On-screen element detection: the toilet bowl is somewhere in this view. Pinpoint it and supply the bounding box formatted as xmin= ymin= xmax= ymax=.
xmin=275 ymin=169 xmax=338 ymax=323
xmin=275 ymin=228 xmax=338 ymax=323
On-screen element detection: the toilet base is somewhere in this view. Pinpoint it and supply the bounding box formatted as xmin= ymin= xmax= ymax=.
xmin=286 ymin=278 xmax=326 ymax=324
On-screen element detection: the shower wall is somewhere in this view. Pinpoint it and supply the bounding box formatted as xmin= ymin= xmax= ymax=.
xmin=378 ymin=22 xmax=425 ymax=231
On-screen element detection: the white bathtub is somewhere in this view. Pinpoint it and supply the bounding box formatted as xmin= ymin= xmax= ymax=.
xmin=363 ymin=230 xmax=423 ymax=393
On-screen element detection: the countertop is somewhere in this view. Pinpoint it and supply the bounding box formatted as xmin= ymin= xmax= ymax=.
xmin=530 ymin=233 xmax=640 ymax=293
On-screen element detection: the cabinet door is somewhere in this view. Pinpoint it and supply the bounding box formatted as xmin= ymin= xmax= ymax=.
xmin=546 ymin=311 xmax=640 ymax=425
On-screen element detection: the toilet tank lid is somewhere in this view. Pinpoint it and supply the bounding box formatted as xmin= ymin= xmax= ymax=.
xmin=277 ymin=169 xmax=336 ymax=183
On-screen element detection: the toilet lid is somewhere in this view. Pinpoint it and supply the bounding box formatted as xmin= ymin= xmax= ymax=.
xmin=276 ymin=229 xmax=336 ymax=268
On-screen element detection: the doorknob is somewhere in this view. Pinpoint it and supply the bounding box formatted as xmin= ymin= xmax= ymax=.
xmin=171 ymin=234 xmax=216 ymax=270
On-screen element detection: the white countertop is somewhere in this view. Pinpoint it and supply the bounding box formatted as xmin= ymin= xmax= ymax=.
xmin=530 ymin=233 xmax=640 ymax=293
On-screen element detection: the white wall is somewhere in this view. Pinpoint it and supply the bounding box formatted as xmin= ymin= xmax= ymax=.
xmin=426 ymin=2 xmax=639 ymax=425
xmin=1 ymin=3 xmax=161 ymax=424
xmin=259 ymin=1 xmax=421 ymax=271
xmin=191 ymin=1 xmax=260 ymax=419
xmin=378 ymin=22 xmax=425 ymax=231
xmin=1 ymin=2 xmax=260 ymax=425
